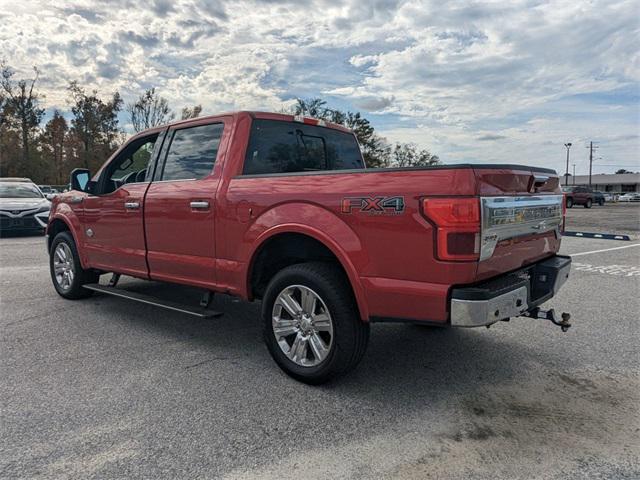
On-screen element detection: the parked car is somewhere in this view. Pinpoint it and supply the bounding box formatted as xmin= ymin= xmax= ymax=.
xmin=618 ymin=192 xmax=640 ymax=202
xmin=562 ymin=186 xmax=602 ymax=208
xmin=0 ymin=178 xmax=51 ymax=234
xmin=46 ymin=111 xmax=572 ymax=384
xmin=602 ymin=192 xmax=617 ymax=202
xmin=592 ymin=191 xmax=606 ymax=206
xmin=39 ymin=185 xmax=60 ymax=200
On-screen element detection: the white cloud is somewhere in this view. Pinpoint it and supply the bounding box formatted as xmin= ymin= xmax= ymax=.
xmin=0 ymin=0 xmax=637 ymax=172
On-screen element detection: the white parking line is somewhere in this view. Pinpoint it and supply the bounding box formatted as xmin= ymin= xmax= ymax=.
xmin=573 ymin=262 xmax=640 ymax=277
xmin=571 ymin=243 xmax=640 ymax=257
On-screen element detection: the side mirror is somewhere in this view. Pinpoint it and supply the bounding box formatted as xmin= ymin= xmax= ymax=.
xmin=70 ymin=168 xmax=92 ymax=192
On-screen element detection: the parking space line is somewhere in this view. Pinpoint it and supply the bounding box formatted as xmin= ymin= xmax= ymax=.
xmin=571 ymin=243 xmax=640 ymax=257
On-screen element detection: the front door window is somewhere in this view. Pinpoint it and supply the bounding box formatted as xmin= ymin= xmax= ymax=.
xmin=100 ymin=134 xmax=159 ymax=194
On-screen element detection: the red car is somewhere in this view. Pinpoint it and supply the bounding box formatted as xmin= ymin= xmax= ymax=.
xmin=46 ymin=111 xmax=571 ymax=383
xmin=562 ymin=186 xmax=603 ymax=208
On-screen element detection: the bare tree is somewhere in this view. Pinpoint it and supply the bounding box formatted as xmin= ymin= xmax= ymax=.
xmin=294 ymin=98 xmax=330 ymax=119
xmin=388 ymin=143 xmax=440 ymax=168
xmin=293 ymin=98 xmax=391 ymax=168
xmin=127 ymin=88 xmax=174 ymax=132
xmin=0 ymin=63 xmax=44 ymax=175
xmin=180 ymin=104 xmax=202 ymax=120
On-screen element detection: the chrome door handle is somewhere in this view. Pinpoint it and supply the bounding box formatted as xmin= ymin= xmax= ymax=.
xmin=190 ymin=201 xmax=210 ymax=209
xmin=124 ymin=201 xmax=140 ymax=210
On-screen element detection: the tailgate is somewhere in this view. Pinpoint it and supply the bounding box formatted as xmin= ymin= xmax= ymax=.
xmin=473 ymin=166 xmax=564 ymax=280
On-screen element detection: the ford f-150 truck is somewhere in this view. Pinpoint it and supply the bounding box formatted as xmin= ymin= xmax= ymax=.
xmin=46 ymin=111 xmax=571 ymax=384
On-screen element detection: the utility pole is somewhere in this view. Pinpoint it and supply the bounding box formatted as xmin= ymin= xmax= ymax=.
xmin=586 ymin=141 xmax=599 ymax=186
xmin=564 ymin=143 xmax=572 ymax=186
xmin=572 ymin=164 xmax=576 ymax=184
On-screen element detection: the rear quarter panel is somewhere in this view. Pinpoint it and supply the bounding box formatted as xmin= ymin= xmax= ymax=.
xmin=220 ymin=168 xmax=482 ymax=322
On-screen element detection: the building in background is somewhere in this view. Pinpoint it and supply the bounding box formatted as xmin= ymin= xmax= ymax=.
xmin=563 ymin=173 xmax=639 ymax=193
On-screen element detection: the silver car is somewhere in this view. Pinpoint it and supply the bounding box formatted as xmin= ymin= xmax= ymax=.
xmin=618 ymin=193 xmax=640 ymax=202
xmin=0 ymin=179 xmax=51 ymax=234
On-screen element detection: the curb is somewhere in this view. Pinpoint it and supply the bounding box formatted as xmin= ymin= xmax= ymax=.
xmin=563 ymin=231 xmax=631 ymax=241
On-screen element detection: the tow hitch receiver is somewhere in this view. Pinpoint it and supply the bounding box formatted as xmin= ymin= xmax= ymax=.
xmin=520 ymin=308 xmax=572 ymax=332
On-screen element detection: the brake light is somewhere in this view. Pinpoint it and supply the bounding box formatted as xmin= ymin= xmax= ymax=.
xmin=422 ymin=197 xmax=481 ymax=261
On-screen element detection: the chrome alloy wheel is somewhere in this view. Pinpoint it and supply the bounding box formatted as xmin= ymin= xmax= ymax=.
xmin=272 ymin=285 xmax=334 ymax=367
xmin=53 ymin=242 xmax=75 ymax=290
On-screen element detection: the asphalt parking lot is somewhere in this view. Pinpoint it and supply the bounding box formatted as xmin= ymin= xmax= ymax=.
xmin=1 ymin=209 xmax=639 ymax=479
xmin=565 ymin=202 xmax=640 ymax=239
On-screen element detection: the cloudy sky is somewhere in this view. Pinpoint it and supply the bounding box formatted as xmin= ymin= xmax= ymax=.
xmin=1 ymin=0 xmax=638 ymax=174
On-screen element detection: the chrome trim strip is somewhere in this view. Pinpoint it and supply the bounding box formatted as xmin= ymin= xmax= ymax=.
xmin=190 ymin=200 xmax=210 ymax=209
xmin=0 ymin=208 xmax=42 ymax=218
xmin=480 ymin=195 xmax=564 ymax=261
xmin=152 ymin=178 xmax=197 ymax=184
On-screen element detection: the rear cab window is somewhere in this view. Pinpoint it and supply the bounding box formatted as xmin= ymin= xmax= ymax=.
xmin=242 ymin=119 xmax=364 ymax=175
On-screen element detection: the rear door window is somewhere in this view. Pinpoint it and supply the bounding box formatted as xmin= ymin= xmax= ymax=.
xmin=243 ymin=119 xmax=364 ymax=175
xmin=161 ymin=123 xmax=224 ymax=181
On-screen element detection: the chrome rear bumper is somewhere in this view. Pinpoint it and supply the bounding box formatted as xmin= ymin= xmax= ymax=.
xmin=450 ymin=255 xmax=571 ymax=327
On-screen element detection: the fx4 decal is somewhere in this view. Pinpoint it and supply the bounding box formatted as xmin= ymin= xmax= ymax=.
xmin=341 ymin=196 xmax=405 ymax=215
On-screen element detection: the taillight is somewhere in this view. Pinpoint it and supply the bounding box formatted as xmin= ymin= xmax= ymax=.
xmin=422 ymin=197 xmax=481 ymax=261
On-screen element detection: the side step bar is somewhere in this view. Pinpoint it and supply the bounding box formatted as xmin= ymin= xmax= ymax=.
xmin=83 ymin=284 xmax=223 ymax=319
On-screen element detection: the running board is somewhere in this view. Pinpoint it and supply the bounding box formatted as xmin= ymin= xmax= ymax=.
xmin=83 ymin=284 xmax=223 ymax=318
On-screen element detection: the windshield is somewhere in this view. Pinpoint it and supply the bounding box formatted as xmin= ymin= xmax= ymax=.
xmin=561 ymin=186 xmax=575 ymax=192
xmin=0 ymin=183 xmax=44 ymax=199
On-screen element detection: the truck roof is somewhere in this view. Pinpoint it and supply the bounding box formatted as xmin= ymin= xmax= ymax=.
xmin=149 ymin=111 xmax=354 ymax=134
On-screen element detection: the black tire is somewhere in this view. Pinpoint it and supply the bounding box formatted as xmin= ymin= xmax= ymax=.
xmin=598 ymin=199 xmax=604 ymax=206
xmin=49 ymin=231 xmax=98 ymax=299
xmin=566 ymin=197 xmax=573 ymax=208
xmin=585 ymin=198 xmax=592 ymax=208
xmin=262 ymin=262 xmax=369 ymax=384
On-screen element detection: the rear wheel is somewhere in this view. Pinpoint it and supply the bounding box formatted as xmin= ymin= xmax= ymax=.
xmin=598 ymin=198 xmax=604 ymax=206
xmin=585 ymin=198 xmax=593 ymax=208
xmin=50 ymin=231 xmax=98 ymax=299
xmin=566 ymin=197 xmax=573 ymax=208
xmin=262 ymin=262 xmax=369 ymax=384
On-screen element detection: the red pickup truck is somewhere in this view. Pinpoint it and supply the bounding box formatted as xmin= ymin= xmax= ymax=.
xmin=47 ymin=111 xmax=571 ymax=383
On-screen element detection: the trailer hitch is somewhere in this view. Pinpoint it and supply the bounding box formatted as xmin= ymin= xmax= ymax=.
xmin=520 ymin=307 xmax=572 ymax=332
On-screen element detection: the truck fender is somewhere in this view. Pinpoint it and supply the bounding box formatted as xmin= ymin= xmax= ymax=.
xmin=49 ymin=204 xmax=89 ymax=270
xmin=243 ymin=202 xmax=370 ymax=321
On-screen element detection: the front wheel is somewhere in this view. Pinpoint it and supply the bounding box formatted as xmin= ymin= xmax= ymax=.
xmin=566 ymin=197 xmax=573 ymax=208
xmin=585 ymin=199 xmax=593 ymax=208
xmin=598 ymin=199 xmax=604 ymax=206
xmin=50 ymin=231 xmax=99 ymax=299
xmin=262 ymin=262 xmax=369 ymax=384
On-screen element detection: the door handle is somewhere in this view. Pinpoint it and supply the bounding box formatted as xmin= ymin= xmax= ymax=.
xmin=124 ymin=201 xmax=140 ymax=210
xmin=190 ymin=201 xmax=210 ymax=209
xmin=534 ymin=175 xmax=549 ymax=186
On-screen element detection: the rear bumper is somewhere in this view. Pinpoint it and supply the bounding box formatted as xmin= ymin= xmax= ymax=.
xmin=450 ymin=255 xmax=571 ymax=327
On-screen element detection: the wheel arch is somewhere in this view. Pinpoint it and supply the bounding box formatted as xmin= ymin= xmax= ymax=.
xmin=246 ymin=227 xmax=369 ymax=321
xmin=47 ymin=210 xmax=89 ymax=269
